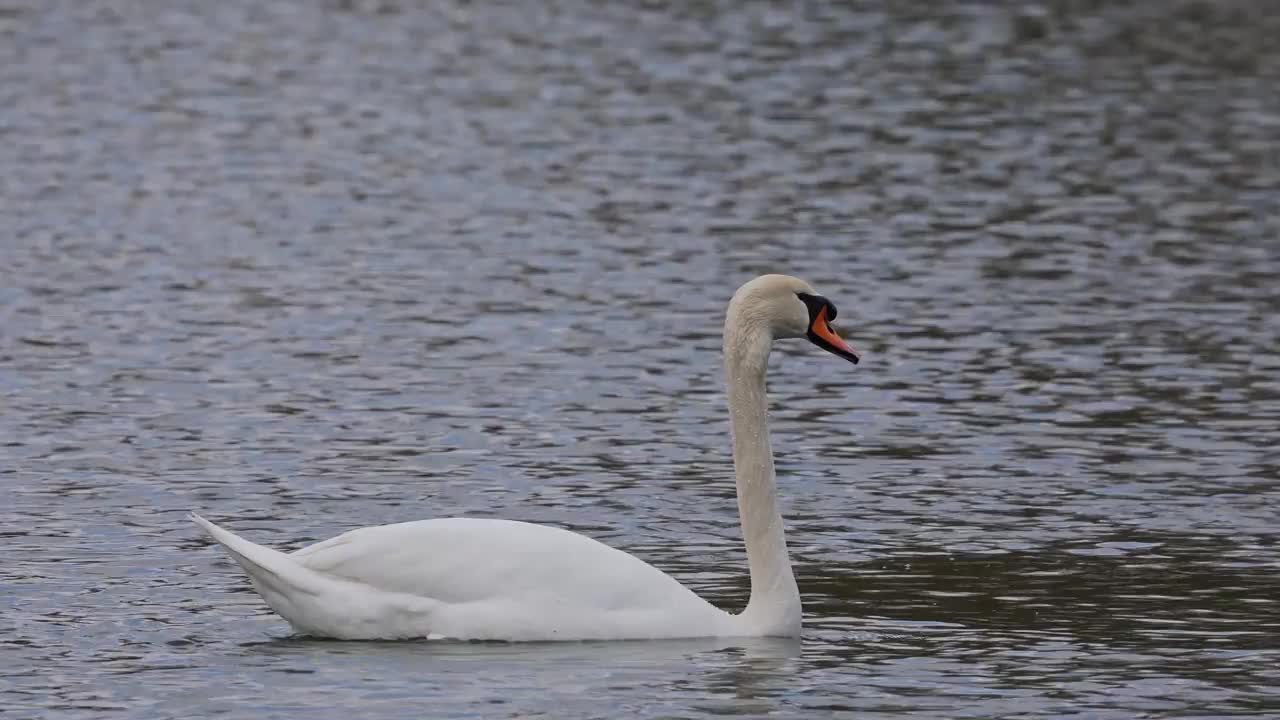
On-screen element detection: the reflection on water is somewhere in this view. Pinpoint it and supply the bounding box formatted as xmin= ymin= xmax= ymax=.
xmin=2 ymin=0 xmax=1278 ymax=717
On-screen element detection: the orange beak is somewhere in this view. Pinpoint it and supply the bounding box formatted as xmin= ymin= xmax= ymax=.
xmin=808 ymin=305 xmax=860 ymax=364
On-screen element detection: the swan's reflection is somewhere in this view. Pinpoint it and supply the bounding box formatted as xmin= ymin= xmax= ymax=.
xmin=242 ymin=634 xmax=801 ymax=665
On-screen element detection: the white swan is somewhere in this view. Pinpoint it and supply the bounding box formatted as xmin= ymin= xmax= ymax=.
xmin=192 ymin=274 xmax=860 ymax=641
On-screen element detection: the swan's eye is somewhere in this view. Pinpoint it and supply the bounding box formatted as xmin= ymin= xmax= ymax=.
xmin=796 ymin=292 xmax=834 ymax=322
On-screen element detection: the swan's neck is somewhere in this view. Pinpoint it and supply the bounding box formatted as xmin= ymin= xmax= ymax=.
xmin=723 ymin=315 xmax=800 ymax=634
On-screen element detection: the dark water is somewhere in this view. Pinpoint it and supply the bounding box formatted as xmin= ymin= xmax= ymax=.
xmin=3 ymin=0 xmax=1279 ymax=717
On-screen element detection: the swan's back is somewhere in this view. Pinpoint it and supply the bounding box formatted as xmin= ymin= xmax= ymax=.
xmin=293 ymin=518 xmax=699 ymax=608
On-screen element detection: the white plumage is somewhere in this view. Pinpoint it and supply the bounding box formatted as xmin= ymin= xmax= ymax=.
xmin=193 ymin=274 xmax=860 ymax=641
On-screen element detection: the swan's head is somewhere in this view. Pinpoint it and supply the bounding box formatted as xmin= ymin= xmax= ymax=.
xmin=729 ymin=274 xmax=860 ymax=364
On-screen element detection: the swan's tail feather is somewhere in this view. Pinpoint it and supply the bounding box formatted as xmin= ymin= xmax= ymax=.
xmin=191 ymin=513 xmax=331 ymax=621
xmin=191 ymin=512 xmax=440 ymax=639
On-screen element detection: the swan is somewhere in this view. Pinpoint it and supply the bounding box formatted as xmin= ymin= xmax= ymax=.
xmin=192 ymin=274 xmax=860 ymax=641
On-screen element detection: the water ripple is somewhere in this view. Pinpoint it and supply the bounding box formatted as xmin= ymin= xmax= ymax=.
xmin=2 ymin=0 xmax=1278 ymax=718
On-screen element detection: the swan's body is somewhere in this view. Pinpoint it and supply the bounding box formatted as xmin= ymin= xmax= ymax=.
xmin=194 ymin=274 xmax=860 ymax=641
xmin=192 ymin=515 xmax=738 ymax=640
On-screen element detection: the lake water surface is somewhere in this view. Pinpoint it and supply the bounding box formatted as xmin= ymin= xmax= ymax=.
xmin=2 ymin=1 xmax=1278 ymax=717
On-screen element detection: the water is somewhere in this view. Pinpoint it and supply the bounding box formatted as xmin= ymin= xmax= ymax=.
xmin=3 ymin=0 xmax=1279 ymax=717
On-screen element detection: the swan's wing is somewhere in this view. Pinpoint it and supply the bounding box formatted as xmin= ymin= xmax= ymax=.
xmin=290 ymin=517 xmax=707 ymax=610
